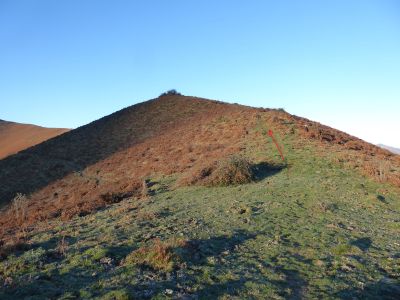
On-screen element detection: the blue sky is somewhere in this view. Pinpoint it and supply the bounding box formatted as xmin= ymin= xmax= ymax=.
xmin=1 ymin=0 xmax=399 ymax=147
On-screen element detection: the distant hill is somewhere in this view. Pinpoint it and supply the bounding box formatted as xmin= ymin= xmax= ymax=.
xmin=377 ymin=144 xmax=400 ymax=155
xmin=0 ymin=119 xmax=69 ymax=159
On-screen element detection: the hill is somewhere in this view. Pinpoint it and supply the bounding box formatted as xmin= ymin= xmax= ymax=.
xmin=378 ymin=144 xmax=400 ymax=155
xmin=0 ymin=120 xmax=69 ymax=160
xmin=0 ymin=95 xmax=399 ymax=299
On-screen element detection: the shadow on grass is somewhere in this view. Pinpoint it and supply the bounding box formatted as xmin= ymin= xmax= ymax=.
xmin=128 ymin=230 xmax=309 ymax=299
xmin=337 ymin=279 xmax=400 ymax=300
xmin=1 ymin=230 xmax=311 ymax=299
xmin=127 ymin=230 xmax=259 ymax=298
xmin=350 ymin=237 xmax=372 ymax=252
xmin=31 ymin=235 xmax=78 ymax=252
xmin=0 ymin=264 xmax=98 ymax=299
xmin=377 ymin=194 xmax=387 ymax=203
xmin=252 ymin=162 xmax=286 ymax=181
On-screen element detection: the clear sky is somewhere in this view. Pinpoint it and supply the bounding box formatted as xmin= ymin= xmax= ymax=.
xmin=1 ymin=0 xmax=399 ymax=147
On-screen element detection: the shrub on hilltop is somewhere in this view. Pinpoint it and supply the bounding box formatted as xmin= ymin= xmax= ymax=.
xmin=159 ymin=89 xmax=182 ymax=97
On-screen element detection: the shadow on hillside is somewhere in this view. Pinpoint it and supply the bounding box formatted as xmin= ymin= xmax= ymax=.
xmin=252 ymin=162 xmax=286 ymax=181
xmin=0 ymin=103 xmax=146 ymax=207
xmin=128 ymin=230 xmax=308 ymax=299
xmin=129 ymin=229 xmax=260 ymax=298
xmin=0 ymin=96 xmax=213 ymax=208
xmin=31 ymin=235 xmax=78 ymax=252
xmin=1 ymin=230 xmax=311 ymax=299
xmin=336 ymin=279 xmax=400 ymax=299
xmin=350 ymin=237 xmax=372 ymax=252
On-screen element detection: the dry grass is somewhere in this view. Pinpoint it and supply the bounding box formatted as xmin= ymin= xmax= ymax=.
xmin=8 ymin=193 xmax=30 ymax=238
xmin=178 ymin=155 xmax=255 ymax=187
xmin=378 ymin=159 xmax=392 ymax=182
xmin=136 ymin=210 xmax=157 ymax=222
xmin=11 ymin=193 xmax=28 ymax=227
xmin=141 ymin=179 xmax=150 ymax=198
xmin=56 ymin=236 xmax=69 ymax=257
xmin=177 ymin=165 xmax=216 ymax=186
xmin=123 ymin=238 xmax=186 ymax=272
xmin=208 ymin=155 xmax=254 ymax=186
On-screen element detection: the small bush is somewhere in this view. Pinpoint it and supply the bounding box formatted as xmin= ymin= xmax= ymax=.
xmin=178 ymin=155 xmax=257 ymax=187
xmin=123 ymin=238 xmax=186 ymax=272
xmin=159 ymin=89 xmax=182 ymax=97
xmin=208 ymin=155 xmax=254 ymax=186
xmin=11 ymin=193 xmax=28 ymax=227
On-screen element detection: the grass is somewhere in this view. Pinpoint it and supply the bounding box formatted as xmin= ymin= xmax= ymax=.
xmin=0 ymin=112 xmax=399 ymax=299
xmin=123 ymin=238 xmax=186 ymax=272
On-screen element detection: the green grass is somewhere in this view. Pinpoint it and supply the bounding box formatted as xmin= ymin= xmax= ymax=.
xmin=0 ymin=131 xmax=399 ymax=299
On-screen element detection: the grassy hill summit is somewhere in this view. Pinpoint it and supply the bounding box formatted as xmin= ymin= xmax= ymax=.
xmin=0 ymin=94 xmax=399 ymax=299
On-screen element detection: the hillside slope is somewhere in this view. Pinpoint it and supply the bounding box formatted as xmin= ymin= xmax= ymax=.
xmin=1 ymin=96 xmax=260 ymax=232
xmin=0 ymin=120 xmax=69 ymax=160
xmin=0 ymin=95 xmax=399 ymax=299
xmin=1 ymin=94 xmax=399 ymax=233
xmin=378 ymin=144 xmax=400 ymax=155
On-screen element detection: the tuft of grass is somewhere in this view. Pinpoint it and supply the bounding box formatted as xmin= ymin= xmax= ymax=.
xmin=56 ymin=236 xmax=69 ymax=257
xmin=11 ymin=193 xmax=28 ymax=230
xmin=136 ymin=210 xmax=157 ymax=222
xmin=331 ymin=244 xmax=355 ymax=256
xmin=208 ymin=155 xmax=254 ymax=186
xmin=123 ymin=238 xmax=186 ymax=272
xmin=141 ymin=179 xmax=150 ymax=198
xmin=83 ymin=246 xmax=108 ymax=261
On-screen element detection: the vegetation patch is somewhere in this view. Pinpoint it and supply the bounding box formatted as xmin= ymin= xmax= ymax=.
xmin=123 ymin=238 xmax=186 ymax=272
xmin=208 ymin=155 xmax=254 ymax=186
xmin=100 ymin=289 xmax=131 ymax=300
xmin=179 ymin=155 xmax=284 ymax=187
xmin=0 ymin=239 xmax=30 ymax=260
